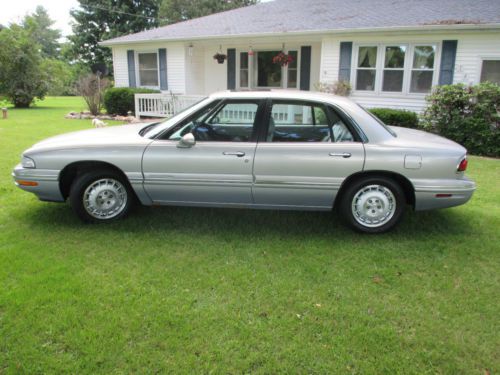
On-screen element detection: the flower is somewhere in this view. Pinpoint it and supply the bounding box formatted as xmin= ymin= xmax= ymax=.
xmin=272 ymin=52 xmax=294 ymax=66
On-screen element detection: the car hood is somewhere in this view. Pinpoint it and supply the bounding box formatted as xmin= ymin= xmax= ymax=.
xmin=388 ymin=126 xmax=467 ymax=154
xmin=26 ymin=123 xmax=156 ymax=153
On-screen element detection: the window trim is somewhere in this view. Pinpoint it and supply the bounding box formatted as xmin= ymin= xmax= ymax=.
xmin=478 ymin=56 xmax=500 ymax=84
xmin=135 ymin=50 xmax=160 ymax=89
xmin=351 ymin=42 xmax=441 ymax=96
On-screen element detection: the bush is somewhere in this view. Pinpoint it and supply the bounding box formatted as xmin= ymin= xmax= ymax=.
xmin=76 ymin=73 xmax=110 ymax=116
xmin=104 ymin=87 xmax=160 ymax=116
xmin=369 ymin=108 xmax=420 ymax=129
xmin=422 ymin=82 xmax=500 ymax=157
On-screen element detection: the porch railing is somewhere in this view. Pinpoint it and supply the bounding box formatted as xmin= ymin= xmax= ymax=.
xmin=134 ymin=93 xmax=205 ymax=118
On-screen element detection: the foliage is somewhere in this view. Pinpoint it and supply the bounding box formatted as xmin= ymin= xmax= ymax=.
xmin=41 ymin=59 xmax=80 ymax=96
xmin=369 ymin=108 xmax=420 ymax=129
xmin=0 ymin=97 xmax=499 ymax=373
xmin=158 ymin=0 xmax=258 ymax=25
xmin=76 ymin=74 xmax=111 ymax=115
xmin=21 ymin=6 xmax=61 ymax=58
xmin=422 ymin=82 xmax=500 ymax=157
xmin=0 ymin=26 xmax=48 ymax=107
xmin=103 ymin=87 xmax=160 ymax=115
xmin=315 ymin=81 xmax=352 ymax=97
xmin=69 ymin=0 xmax=159 ymax=69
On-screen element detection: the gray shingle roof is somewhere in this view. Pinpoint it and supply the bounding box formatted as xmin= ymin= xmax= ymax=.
xmin=101 ymin=0 xmax=500 ymax=45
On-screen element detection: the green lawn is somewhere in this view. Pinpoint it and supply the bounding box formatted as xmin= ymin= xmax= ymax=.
xmin=0 ymin=97 xmax=499 ymax=374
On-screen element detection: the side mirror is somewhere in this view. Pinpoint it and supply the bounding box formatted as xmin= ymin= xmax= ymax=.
xmin=177 ymin=133 xmax=196 ymax=148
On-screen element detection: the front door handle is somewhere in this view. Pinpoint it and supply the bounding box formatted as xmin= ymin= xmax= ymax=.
xmin=329 ymin=152 xmax=352 ymax=158
xmin=223 ymin=151 xmax=246 ymax=157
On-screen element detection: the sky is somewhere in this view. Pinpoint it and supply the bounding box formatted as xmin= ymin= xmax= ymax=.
xmin=0 ymin=0 xmax=79 ymax=37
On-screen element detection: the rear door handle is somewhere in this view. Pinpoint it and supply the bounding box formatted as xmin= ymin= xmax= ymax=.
xmin=329 ymin=152 xmax=351 ymax=158
xmin=223 ymin=151 xmax=246 ymax=157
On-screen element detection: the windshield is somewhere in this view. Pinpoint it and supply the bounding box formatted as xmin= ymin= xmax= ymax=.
xmin=357 ymin=104 xmax=397 ymax=137
xmin=140 ymin=96 xmax=209 ymax=138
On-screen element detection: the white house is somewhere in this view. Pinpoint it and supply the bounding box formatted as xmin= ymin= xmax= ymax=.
xmin=100 ymin=0 xmax=500 ymax=115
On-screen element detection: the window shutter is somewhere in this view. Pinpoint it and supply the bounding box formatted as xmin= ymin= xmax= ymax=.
xmin=127 ymin=50 xmax=136 ymax=88
xmin=300 ymin=46 xmax=311 ymax=90
xmin=158 ymin=48 xmax=168 ymax=90
xmin=439 ymin=40 xmax=458 ymax=85
xmin=338 ymin=42 xmax=353 ymax=82
xmin=227 ymin=48 xmax=236 ymax=90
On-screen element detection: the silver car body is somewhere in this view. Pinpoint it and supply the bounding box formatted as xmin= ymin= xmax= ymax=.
xmin=13 ymin=90 xmax=476 ymax=211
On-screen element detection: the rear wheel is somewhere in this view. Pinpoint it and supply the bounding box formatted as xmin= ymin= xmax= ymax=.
xmin=339 ymin=176 xmax=405 ymax=233
xmin=69 ymin=170 xmax=133 ymax=223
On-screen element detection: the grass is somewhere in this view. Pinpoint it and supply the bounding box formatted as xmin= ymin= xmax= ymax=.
xmin=0 ymin=97 xmax=499 ymax=374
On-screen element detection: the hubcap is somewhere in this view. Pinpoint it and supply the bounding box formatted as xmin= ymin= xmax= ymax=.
xmin=351 ymin=184 xmax=396 ymax=228
xmin=83 ymin=178 xmax=127 ymax=219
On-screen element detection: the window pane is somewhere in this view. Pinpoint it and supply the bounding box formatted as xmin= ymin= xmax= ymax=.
xmin=383 ymin=70 xmax=404 ymax=92
xmin=288 ymin=50 xmax=298 ymax=69
xmin=240 ymin=70 xmax=248 ymax=87
xmin=385 ymin=46 xmax=406 ymax=68
xmin=287 ymin=69 xmax=297 ymax=88
xmin=356 ymin=69 xmax=376 ymax=90
xmin=240 ymin=52 xmax=248 ymax=69
xmin=257 ymin=51 xmax=282 ymax=87
xmin=410 ymin=71 xmax=433 ymax=93
xmin=480 ymin=60 xmax=500 ymax=84
xmin=139 ymin=70 xmax=158 ymax=86
xmin=358 ymin=47 xmax=377 ymax=68
xmin=138 ymin=53 xmax=157 ymax=70
xmin=413 ymin=46 xmax=435 ymax=69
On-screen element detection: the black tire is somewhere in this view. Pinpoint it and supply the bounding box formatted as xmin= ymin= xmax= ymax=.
xmin=338 ymin=176 xmax=406 ymax=234
xmin=69 ymin=169 xmax=134 ymax=223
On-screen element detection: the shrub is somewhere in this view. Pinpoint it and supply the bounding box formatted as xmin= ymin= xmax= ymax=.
xmin=422 ymin=82 xmax=500 ymax=157
xmin=315 ymin=81 xmax=352 ymax=96
xmin=76 ymin=73 xmax=110 ymax=116
xmin=369 ymin=108 xmax=420 ymax=129
xmin=104 ymin=87 xmax=160 ymax=116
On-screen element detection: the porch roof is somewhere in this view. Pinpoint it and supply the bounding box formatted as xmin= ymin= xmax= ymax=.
xmin=101 ymin=0 xmax=500 ymax=46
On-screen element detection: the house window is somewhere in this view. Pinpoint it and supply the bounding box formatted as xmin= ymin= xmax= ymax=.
xmin=287 ymin=50 xmax=298 ymax=88
xmin=240 ymin=52 xmax=249 ymax=88
xmin=383 ymin=46 xmax=406 ymax=92
xmin=356 ymin=46 xmax=378 ymax=91
xmin=257 ymin=51 xmax=281 ymax=87
xmin=410 ymin=45 xmax=436 ymax=93
xmin=138 ymin=52 xmax=159 ymax=87
xmin=480 ymin=60 xmax=500 ymax=84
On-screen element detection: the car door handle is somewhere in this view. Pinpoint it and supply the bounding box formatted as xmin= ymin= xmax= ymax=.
xmin=223 ymin=151 xmax=246 ymax=157
xmin=329 ymin=152 xmax=352 ymax=158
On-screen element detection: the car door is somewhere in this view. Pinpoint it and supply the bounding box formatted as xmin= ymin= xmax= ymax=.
xmin=142 ymin=99 xmax=264 ymax=206
xmin=252 ymin=99 xmax=365 ymax=209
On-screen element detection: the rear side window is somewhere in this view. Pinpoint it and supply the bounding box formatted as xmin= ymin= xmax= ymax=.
xmin=267 ymin=101 xmax=354 ymax=142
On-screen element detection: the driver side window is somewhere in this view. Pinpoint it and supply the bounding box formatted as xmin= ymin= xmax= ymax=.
xmin=168 ymin=101 xmax=259 ymax=142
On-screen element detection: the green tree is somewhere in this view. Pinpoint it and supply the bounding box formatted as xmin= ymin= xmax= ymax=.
xmin=159 ymin=0 xmax=258 ymax=25
xmin=22 ymin=6 xmax=62 ymax=58
xmin=0 ymin=26 xmax=48 ymax=107
xmin=69 ymin=0 xmax=160 ymax=68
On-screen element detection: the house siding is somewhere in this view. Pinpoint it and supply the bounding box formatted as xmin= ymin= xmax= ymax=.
xmin=112 ymin=47 xmax=129 ymax=87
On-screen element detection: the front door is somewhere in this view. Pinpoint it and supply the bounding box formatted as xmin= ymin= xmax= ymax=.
xmin=252 ymin=100 xmax=365 ymax=209
xmin=142 ymin=99 xmax=264 ymax=206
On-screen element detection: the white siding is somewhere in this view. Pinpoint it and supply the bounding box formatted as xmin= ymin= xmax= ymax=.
xmin=185 ymin=45 xmax=205 ymax=95
xmin=112 ymin=47 xmax=129 ymax=87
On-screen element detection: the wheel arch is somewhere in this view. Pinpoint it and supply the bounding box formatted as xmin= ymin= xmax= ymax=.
xmin=334 ymin=170 xmax=415 ymax=209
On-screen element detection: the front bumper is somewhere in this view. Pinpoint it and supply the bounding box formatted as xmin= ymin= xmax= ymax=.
xmin=12 ymin=164 xmax=65 ymax=202
xmin=412 ymin=177 xmax=476 ymax=211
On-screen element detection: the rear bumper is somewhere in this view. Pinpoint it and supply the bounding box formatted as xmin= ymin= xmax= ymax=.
xmin=412 ymin=177 xmax=476 ymax=211
xmin=12 ymin=164 xmax=65 ymax=202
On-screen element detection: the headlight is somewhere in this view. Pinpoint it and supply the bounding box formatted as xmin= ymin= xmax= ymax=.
xmin=22 ymin=156 xmax=36 ymax=169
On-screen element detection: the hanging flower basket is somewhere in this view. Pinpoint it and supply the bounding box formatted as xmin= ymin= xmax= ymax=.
xmin=273 ymin=52 xmax=294 ymax=67
xmin=213 ymin=53 xmax=227 ymax=64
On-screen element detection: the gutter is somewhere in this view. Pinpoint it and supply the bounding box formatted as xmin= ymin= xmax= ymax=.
xmin=99 ymin=23 xmax=500 ymax=47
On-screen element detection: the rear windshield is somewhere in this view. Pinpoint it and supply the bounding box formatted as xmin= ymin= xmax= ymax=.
xmin=357 ymin=105 xmax=397 ymax=137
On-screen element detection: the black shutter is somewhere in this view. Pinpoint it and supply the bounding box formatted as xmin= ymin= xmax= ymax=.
xmin=439 ymin=40 xmax=458 ymax=85
xmin=227 ymin=48 xmax=236 ymax=90
xmin=338 ymin=42 xmax=353 ymax=82
xmin=158 ymin=48 xmax=168 ymax=90
xmin=300 ymin=46 xmax=311 ymax=90
xmin=127 ymin=50 xmax=136 ymax=88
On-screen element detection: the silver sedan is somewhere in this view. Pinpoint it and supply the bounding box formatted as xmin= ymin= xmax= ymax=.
xmin=12 ymin=91 xmax=476 ymax=233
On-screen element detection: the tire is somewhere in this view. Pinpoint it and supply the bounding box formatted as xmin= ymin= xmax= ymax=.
xmin=69 ymin=169 xmax=133 ymax=223
xmin=339 ymin=176 xmax=406 ymax=234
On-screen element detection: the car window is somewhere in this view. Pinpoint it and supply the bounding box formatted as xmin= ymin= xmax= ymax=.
xmin=168 ymin=101 xmax=259 ymax=142
xmin=267 ymin=102 xmax=354 ymax=142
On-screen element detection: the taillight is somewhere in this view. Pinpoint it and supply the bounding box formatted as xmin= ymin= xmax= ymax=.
xmin=457 ymin=158 xmax=468 ymax=172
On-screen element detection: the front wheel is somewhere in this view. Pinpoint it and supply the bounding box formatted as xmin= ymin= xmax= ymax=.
xmin=339 ymin=176 xmax=406 ymax=233
xmin=69 ymin=170 xmax=133 ymax=223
